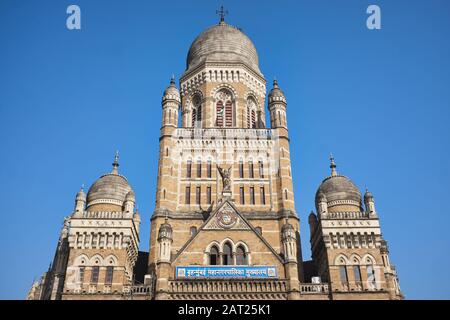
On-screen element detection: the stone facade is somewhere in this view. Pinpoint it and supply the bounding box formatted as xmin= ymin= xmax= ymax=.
xmin=28 ymin=15 xmax=403 ymax=301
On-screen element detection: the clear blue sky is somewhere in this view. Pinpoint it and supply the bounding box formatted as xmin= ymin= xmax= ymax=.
xmin=1 ymin=0 xmax=449 ymax=300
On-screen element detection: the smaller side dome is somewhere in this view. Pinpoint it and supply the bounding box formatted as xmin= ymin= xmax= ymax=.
xmin=158 ymin=221 xmax=173 ymax=241
xmin=315 ymin=155 xmax=363 ymax=213
xmin=85 ymin=153 xmax=134 ymax=212
xmin=281 ymin=222 xmax=296 ymax=242
xmin=268 ymin=79 xmax=286 ymax=103
xmin=76 ymin=187 xmax=86 ymax=201
xmin=162 ymin=76 xmax=180 ymax=103
xmin=125 ymin=190 xmax=135 ymax=202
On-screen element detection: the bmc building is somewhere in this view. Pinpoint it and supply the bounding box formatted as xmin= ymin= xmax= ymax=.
xmin=28 ymin=14 xmax=402 ymax=300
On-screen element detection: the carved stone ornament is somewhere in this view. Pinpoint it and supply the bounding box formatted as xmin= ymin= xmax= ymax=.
xmin=216 ymin=206 xmax=237 ymax=229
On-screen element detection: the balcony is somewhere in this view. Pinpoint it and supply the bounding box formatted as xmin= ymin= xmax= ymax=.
xmin=122 ymin=285 xmax=154 ymax=295
xmin=168 ymin=279 xmax=287 ymax=299
xmin=175 ymin=128 xmax=273 ymax=140
xmin=299 ymin=283 xmax=330 ymax=294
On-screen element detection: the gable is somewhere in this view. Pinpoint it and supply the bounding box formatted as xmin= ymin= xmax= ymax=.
xmin=172 ymin=200 xmax=284 ymax=265
xmin=203 ymin=201 xmax=250 ymax=231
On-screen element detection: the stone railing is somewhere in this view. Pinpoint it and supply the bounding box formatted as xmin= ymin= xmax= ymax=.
xmin=122 ymin=285 xmax=154 ymax=296
xmin=324 ymin=211 xmax=369 ymax=220
xmin=175 ymin=128 xmax=273 ymax=140
xmin=169 ymin=279 xmax=287 ymax=294
xmin=333 ymin=281 xmax=384 ymax=292
xmin=300 ymin=283 xmax=330 ymax=294
xmin=81 ymin=211 xmax=128 ymax=219
xmin=166 ymin=280 xmax=331 ymax=299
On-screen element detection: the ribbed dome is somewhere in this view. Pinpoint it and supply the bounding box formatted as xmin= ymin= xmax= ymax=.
xmin=86 ymin=173 xmax=132 ymax=209
xmin=315 ymin=156 xmax=362 ymax=212
xmin=158 ymin=221 xmax=173 ymax=240
xmin=186 ymin=22 xmax=261 ymax=75
xmin=85 ymin=154 xmax=134 ymax=210
xmin=269 ymin=79 xmax=285 ymax=99
xmin=163 ymin=77 xmax=180 ymax=102
xmin=315 ymin=175 xmax=362 ymax=205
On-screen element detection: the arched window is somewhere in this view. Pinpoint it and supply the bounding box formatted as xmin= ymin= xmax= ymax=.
xmin=190 ymin=226 xmax=197 ymax=236
xmin=206 ymin=186 xmax=211 ymax=204
xmin=223 ymin=242 xmax=233 ymax=265
xmin=258 ymin=160 xmax=264 ymax=178
xmin=216 ymin=101 xmax=224 ymax=127
xmin=247 ymin=98 xmax=257 ymax=128
xmin=186 ymin=160 xmax=192 ymax=178
xmin=255 ymin=227 xmax=262 ymax=235
xmin=225 ymin=101 xmax=232 ymax=127
xmin=215 ymin=89 xmax=233 ymax=127
xmin=366 ymin=264 xmax=376 ymax=289
xmin=284 ymin=189 xmax=288 ymax=200
xmin=248 ymin=161 xmax=254 ymax=178
xmin=353 ymin=265 xmax=362 ymax=283
xmin=236 ymin=245 xmax=247 ymax=265
xmin=197 ymin=160 xmax=202 ymax=178
xmin=209 ymin=246 xmax=219 ymax=265
xmin=78 ymin=267 xmax=85 ymax=283
xmin=260 ymin=187 xmax=265 ymax=205
xmin=207 ymin=160 xmax=212 ymax=178
xmin=339 ymin=266 xmax=348 ymax=284
xmin=91 ymin=266 xmax=99 ymax=284
xmin=239 ymin=160 xmax=244 ymax=178
xmin=191 ymin=94 xmax=202 ymax=127
xmin=105 ymin=266 xmax=114 ymax=284
xmin=192 ymin=108 xmax=196 ymax=127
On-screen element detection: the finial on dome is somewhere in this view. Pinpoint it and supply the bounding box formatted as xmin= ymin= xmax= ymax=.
xmin=329 ymin=153 xmax=337 ymax=177
xmin=216 ymin=5 xmax=228 ymax=24
xmin=170 ymin=74 xmax=175 ymax=85
xmin=273 ymin=78 xmax=279 ymax=88
xmin=112 ymin=151 xmax=119 ymax=174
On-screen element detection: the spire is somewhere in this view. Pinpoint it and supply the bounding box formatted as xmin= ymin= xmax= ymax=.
xmin=273 ymin=78 xmax=279 ymax=88
xmin=112 ymin=151 xmax=119 ymax=174
xmin=329 ymin=153 xmax=337 ymax=177
xmin=170 ymin=74 xmax=175 ymax=86
xmin=216 ymin=5 xmax=228 ymax=24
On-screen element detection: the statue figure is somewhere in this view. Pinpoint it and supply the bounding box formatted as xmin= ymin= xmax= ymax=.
xmin=60 ymin=216 xmax=71 ymax=240
xmin=217 ymin=165 xmax=232 ymax=192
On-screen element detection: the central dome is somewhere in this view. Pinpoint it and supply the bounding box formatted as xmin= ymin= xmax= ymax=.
xmin=186 ymin=22 xmax=261 ymax=75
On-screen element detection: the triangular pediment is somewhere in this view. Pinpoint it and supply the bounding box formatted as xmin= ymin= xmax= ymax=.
xmin=203 ymin=201 xmax=250 ymax=230
xmin=171 ymin=199 xmax=284 ymax=265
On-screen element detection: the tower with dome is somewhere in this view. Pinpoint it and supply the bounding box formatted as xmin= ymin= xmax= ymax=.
xmin=28 ymin=10 xmax=402 ymax=300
